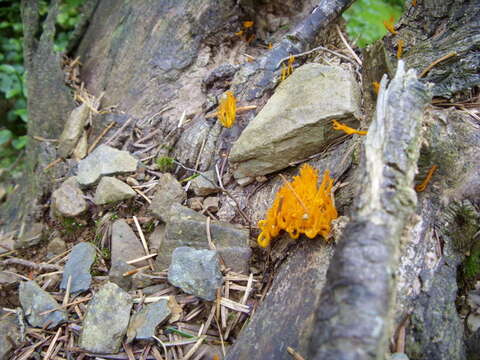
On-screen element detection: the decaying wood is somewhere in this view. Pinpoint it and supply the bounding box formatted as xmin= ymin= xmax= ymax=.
xmin=309 ymin=62 xmax=430 ymax=359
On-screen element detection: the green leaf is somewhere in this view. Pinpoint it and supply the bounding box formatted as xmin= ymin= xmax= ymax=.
xmin=0 ymin=64 xmax=16 ymax=73
xmin=0 ymin=129 xmax=12 ymax=146
xmin=12 ymin=135 xmax=28 ymax=150
xmin=13 ymin=108 xmax=28 ymax=122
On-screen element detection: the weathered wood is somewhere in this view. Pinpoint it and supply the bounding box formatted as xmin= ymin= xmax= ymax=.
xmin=308 ymin=62 xmax=430 ymax=360
xmin=394 ymin=0 xmax=480 ymax=96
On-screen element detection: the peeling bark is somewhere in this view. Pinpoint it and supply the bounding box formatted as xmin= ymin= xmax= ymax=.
xmin=309 ymin=63 xmax=430 ymax=359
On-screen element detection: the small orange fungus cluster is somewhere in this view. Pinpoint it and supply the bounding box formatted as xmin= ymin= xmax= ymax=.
xmin=235 ymin=21 xmax=255 ymax=43
xmin=257 ymin=164 xmax=338 ymax=248
xmin=217 ymin=91 xmax=236 ymax=128
xmin=396 ymin=39 xmax=404 ymax=59
xmin=332 ymin=119 xmax=367 ymax=136
xmin=281 ymin=54 xmax=295 ymax=81
xmin=383 ymin=16 xmax=398 ymax=35
xmin=415 ymin=165 xmax=437 ymax=192
xmin=372 ymin=81 xmax=380 ymax=95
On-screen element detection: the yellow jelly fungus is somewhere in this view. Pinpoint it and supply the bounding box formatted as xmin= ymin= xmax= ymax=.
xmin=332 ymin=119 xmax=367 ymax=136
xmin=383 ymin=16 xmax=398 ymax=35
xmin=243 ymin=21 xmax=254 ymax=28
xmin=372 ymin=81 xmax=380 ymax=95
xmin=397 ymin=39 xmax=404 ymax=59
xmin=281 ymin=54 xmax=295 ymax=81
xmin=217 ymin=91 xmax=236 ymax=128
xmin=257 ymin=164 xmax=337 ymax=248
xmin=415 ymin=165 xmax=438 ymax=192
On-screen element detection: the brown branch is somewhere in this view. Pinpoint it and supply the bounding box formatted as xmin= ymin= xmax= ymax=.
xmin=1 ymin=258 xmax=61 ymax=272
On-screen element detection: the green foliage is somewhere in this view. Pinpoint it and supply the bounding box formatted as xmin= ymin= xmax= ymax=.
xmin=156 ymin=156 xmax=175 ymax=172
xmin=464 ymin=248 xmax=480 ymax=280
xmin=0 ymin=0 xmax=84 ymax=171
xmin=343 ymin=0 xmax=404 ymax=48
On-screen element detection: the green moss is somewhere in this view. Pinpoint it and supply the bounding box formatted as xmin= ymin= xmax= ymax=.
xmin=464 ymin=248 xmax=480 ymax=280
xmin=446 ymin=201 xmax=479 ymax=253
xmin=155 ymin=156 xmax=175 ymax=172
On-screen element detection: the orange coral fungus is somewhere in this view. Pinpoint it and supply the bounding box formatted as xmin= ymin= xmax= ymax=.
xmin=383 ymin=16 xmax=398 ymax=35
xmin=281 ymin=54 xmax=295 ymax=81
xmin=415 ymin=165 xmax=438 ymax=192
xmin=217 ymin=91 xmax=236 ymax=128
xmin=372 ymin=81 xmax=380 ymax=95
xmin=396 ymin=39 xmax=404 ymax=59
xmin=332 ymin=119 xmax=367 ymax=136
xmin=257 ymin=164 xmax=337 ymax=248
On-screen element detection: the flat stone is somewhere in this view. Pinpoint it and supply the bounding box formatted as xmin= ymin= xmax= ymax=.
xmin=0 ymin=271 xmax=19 ymax=287
xmin=155 ymin=204 xmax=251 ymax=273
xmin=229 ymin=64 xmax=361 ymax=179
xmin=149 ymin=173 xmax=186 ymax=221
xmin=46 ymin=237 xmax=67 ymax=259
xmin=72 ymin=130 xmax=88 ymax=160
xmin=168 ymin=247 xmax=223 ymax=301
xmin=126 ymin=299 xmax=171 ymax=343
xmin=191 ymin=170 xmax=219 ymax=196
xmin=109 ymin=260 xmax=135 ymax=291
xmin=80 ymin=282 xmax=133 ymax=353
xmin=58 ymin=103 xmax=89 ymax=158
xmin=390 ymin=353 xmax=410 ymax=360
xmin=76 ymin=144 xmax=138 ymax=187
xmin=60 ymin=242 xmax=96 ymax=294
xmin=19 ymin=280 xmax=67 ymax=329
xmin=217 ymin=246 xmax=251 ymax=274
xmin=0 ymin=313 xmax=21 ymax=360
xmin=467 ymin=312 xmax=480 ymax=333
xmin=51 ymin=177 xmax=88 ymax=217
xmin=0 ymin=233 xmax=14 ymax=255
xmin=148 ymin=224 xmax=165 ymax=253
xmin=187 ymin=197 xmax=204 ymax=211
xmin=15 ymin=222 xmax=44 ymax=249
xmin=111 ymin=219 xmax=146 ymax=266
xmin=203 ymin=196 xmax=219 ymax=213
xmin=94 ymin=177 xmax=136 ymax=205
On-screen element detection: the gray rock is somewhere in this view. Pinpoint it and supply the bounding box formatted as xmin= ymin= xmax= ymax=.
xmin=149 ymin=173 xmax=186 ymax=221
xmin=390 ymin=353 xmax=410 ymax=360
xmin=0 ymin=271 xmax=19 ymax=286
xmin=72 ymin=130 xmax=88 ymax=161
xmin=19 ymin=280 xmax=67 ymax=329
xmin=187 ymin=197 xmax=204 ymax=211
xmin=126 ymin=299 xmax=171 ymax=343
xmin=467 ymin=312 xmax=480 ymax=333
xmin=80 ymin=282 xmax=133 ymax=353
xmin=51 ymin=177 xmax=88 ymax=218
xmin=148 ymin=224 xmax=165 ymax=253
xmin=15 ymin=222 xmax=44 ymax=249
xmin=109 ymin=260 xmax=135 ymax=291
xmin=217 ymin=247 xmax=251 ymax=274
xmin=0 ymin=234 xmax=15 ymax=255
xmin=46 ymin=237 xmax=67 ymax=259
xmin=131 ymin=272 xmax=158 ymax=290
xmin=168 ymin=247 xmax=223 ymax=301
xmin=191 ymin=170 xmax=219 ymax=196
xmin=229 ymin=64 xmax=361 ymax=179
xmin=111 ymin=219 xmax=146 ymax=266
xmin=76 ymin=144 xmax=138 ymax=187
xmin=60 ymin=242 xmax=96 ymax=293
xmin=58 ymin=103 xmax=89 ymax=158
xmin=142 ymin=284 xmax=169 ymax=296
xmin=155 ymin=204 xmax=251 ymax=273
xmin=93 ymin=177 xmax=136 ymax=205
xmin=203 ymin=196 xmax=219 ymax=213
xmin=0 ymin=313 xmax=21 ymax=360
